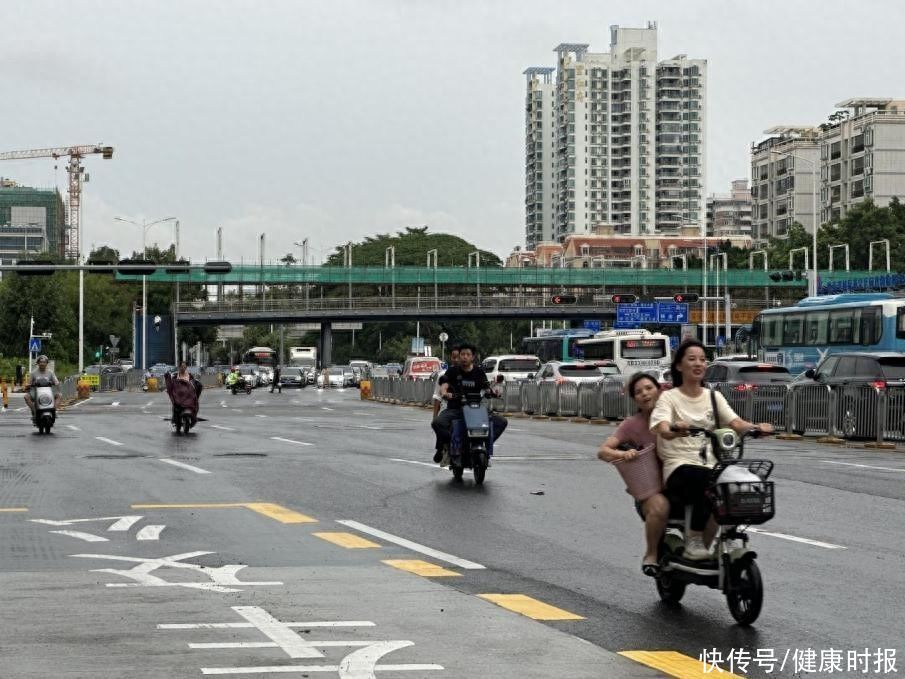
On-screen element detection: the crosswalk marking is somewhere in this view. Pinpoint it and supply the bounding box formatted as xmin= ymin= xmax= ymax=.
xmin=477 ymin=594 xmax=583 ymax=621
xmin=620 ymin=651 xmax=744 ymax=678
xmin=382 ymin=560 xmax=461 ymax=578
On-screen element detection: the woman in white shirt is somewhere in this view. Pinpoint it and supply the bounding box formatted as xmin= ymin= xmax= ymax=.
xmin=649 ymin=340 xmax=773 ymax=559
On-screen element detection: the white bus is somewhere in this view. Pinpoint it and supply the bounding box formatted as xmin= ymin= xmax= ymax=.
xmin=574 ymin=329 xmax=672 ymax=377
xmin=289 ymin=346 xmax=317 ymax=368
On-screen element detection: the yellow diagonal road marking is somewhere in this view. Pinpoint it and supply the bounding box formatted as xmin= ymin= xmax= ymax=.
xmin=383 ymin=559 xmax=461 ymax=577
xmin=314 ymin=532 xmax=381 ymax=549
xmin=477 ymin=594 xmax=584 ymax=620
xmin=620 ymin=651 xmax=744 ymax=678
xmin=131 ymin=502 xmax=317 ymax=524
xmin=0 ymin=508 xmax=28 ymax=513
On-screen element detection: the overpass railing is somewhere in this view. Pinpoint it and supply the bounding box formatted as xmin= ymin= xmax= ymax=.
xmin=368 ymin=378 xmax=905 ymax=445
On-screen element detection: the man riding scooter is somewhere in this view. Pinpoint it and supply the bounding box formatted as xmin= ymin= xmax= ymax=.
xmin=24 ymin=355 xmax=61 ymax=422
xmin=431 ymin=343 xmax=507 ymax=462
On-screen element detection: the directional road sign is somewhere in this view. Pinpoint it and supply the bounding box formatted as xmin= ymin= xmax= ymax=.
xmin=616 ymin=303 xmax=658 ymax=325
xmin=657 ymin=303 xmax=689 ymax=324
xmin=29 ymin=337 xmax=42 ymax=353
xmin=582 ymin=320 xmax=601 ymax=332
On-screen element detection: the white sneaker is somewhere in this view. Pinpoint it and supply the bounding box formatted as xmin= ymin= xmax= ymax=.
xmin=683 ymin=536 xmax=712 ymax=561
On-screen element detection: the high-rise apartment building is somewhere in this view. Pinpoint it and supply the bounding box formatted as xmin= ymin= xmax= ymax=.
xmin=707 ymin=179 xmax=753 ymax=238
xmin=750 ymin=127 xmax=820 ymax=242
xmin=0 ymin=181 xmax=66 ymax=259
xmin=523 ymin=22 xmax=707 ymax=249
xmin=818 ymin=98 xmax=905 ymax=224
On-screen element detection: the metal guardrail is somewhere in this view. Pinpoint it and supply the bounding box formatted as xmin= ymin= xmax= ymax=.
xmin=367 ymin=377 xmax=905 ymax=445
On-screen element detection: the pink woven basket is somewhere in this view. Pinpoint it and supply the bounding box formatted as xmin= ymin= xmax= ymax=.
xmin=612 ymin=444 xmax=663 ymax=501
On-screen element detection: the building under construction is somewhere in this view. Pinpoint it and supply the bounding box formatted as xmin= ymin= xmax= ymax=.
xmin=0 ymin=180 xmax=67 ymax=259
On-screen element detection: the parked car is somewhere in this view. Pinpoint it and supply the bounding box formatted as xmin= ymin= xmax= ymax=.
xmin=235 ymin=364 xmax=261 ymax=388
xmin=585 ymin=359 xmax=621 ymax=378
xmin=704 ymin=360 xmax=791 ymax=422
xmin=788 ymin=352 xmax=905 ymax=438
xmin=318 ymin=366 xmax=355 ymax=388
xmin=531 ymin=361 xmax=608 ymax=385
xmin=258 ymin=366 xmax=274 ymax=386
xmin=86 ymin=364 xmax=125 ymax=376
xmin=385 ymin=363 xmax=403 ymax=377
xmin=276 ymin=367 xmax=307 ymax=388
xmin=482 ymin=355 xmax=542 ymax=383
xmin=370 ymin=365 xmax=389 ymax=379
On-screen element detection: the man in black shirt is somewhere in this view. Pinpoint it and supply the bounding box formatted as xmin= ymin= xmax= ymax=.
xmin=431 ymin=343 xmax=507 ymax=461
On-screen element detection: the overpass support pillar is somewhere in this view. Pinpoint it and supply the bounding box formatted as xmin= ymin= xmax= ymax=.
xmin=319 ymin=321 xmax=332 ymax=368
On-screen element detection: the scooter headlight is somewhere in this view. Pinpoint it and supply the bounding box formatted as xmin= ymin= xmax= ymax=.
xmin=37 ymin=393 xmax=53 ymax=407
xmin=716 ymin=428 xmax=738 ymax=452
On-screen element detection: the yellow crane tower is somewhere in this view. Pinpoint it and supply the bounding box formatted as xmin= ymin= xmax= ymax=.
xmin=0 ymin=144 xmax=114 ymax=259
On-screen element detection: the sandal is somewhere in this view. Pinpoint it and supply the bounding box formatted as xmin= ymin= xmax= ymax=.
xmin=641 ymin=562 xmax=660 ymax=577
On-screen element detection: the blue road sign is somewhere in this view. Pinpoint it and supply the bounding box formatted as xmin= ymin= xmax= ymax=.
xmin=669 ymin=335 xmax=680 ymax=349
xmin=717 ymin=335 xmax=726 ymax=348
xmin=657 ymin=303 xmax=689 ymax=324
xmin=583 ymin=320 xmax=601 ymax=332
xmin=616 ymin=303 xmax=658 ymax=324
xmin=28 ymin=337 xmax=41 ymax=353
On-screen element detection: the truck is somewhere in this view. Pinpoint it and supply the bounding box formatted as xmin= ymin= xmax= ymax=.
xmin=288 ymin=346 xmax=317 ymax=368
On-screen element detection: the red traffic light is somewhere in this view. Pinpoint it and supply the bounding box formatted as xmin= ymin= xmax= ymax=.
xmin=673 ymin=293 xmax=699 ymax=303
xmin=550 ymin=294 xmax=577 ymax=305
xmin=611 ymin=294 xmax=638 ymax=304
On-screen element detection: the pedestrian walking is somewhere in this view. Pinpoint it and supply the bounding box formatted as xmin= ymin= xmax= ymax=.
xmin=270 ymin=365 xmax=282 ymax=394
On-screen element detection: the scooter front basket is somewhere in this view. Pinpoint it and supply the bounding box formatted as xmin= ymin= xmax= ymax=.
xmin=708 ymin=460 xmax=775 ymax=525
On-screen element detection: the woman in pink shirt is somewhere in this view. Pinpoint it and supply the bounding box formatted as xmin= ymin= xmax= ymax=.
xmin=598 ymin=372 xmax=669 ymax=576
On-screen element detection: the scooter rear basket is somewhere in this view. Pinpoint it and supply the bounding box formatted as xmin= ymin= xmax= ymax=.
xmin=708 ymin=460 xmax=775 ymax=525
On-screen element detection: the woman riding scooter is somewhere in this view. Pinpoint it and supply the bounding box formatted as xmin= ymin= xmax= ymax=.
xmin=164 ymin=362 xmax=203 ymax=433
xmin=649 ymin=340 xmax=773 ymax=560
xmin=598 ymin=372 xmax=669 ymax=576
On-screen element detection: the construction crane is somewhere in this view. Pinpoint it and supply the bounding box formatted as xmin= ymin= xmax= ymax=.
xmin=0 ymin=144 xmax=114 ymax=260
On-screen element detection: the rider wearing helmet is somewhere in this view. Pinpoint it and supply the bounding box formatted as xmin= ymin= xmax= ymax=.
xmin=25 ymin=355 xmax=61 ymax=419
xmin=225 ymin=367 xmax=239 ymax=388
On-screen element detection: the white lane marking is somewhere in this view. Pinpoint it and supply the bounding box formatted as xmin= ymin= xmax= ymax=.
xmin=111 ymin=401 xmax=120 ymax=407
xmin=67 ymin=425 xmax=81 ymax=431
xmin=220 ymin=400 xmax=228 ymax=408
xmin=159 ymin=621 xmax=376 ymax=630
xmin=15 ymin=406 xmax=27 ymax=412
xmin=747 ymin=528 xmax=846 ymax=550
xmin=96 ymin=436 xmax=124 ymax=447
xmin=494 ymin=455 xmax=585 ymax=461
xmin=322 ymin=407 xmax=334 ymax=411
xmin=191 ymin=641 xmax=376 ymax=649
xmin=49 ymin=530 xmax=108 ymax=543
xmin=390 ymin=458 xmax=444 ymax=469
xmin=200 ymin=663 xmax=442 ymax=675
xmin=136 ymin=525 xmax=165 ymax=541
xmin=271 ymin=436 xmax=313 ymax=447
xmin=159 ymin=458 xmax=212 ymax=475
xmin=211 ymin=424 xmax=235 ymax=432
xmin=824 ymin=460 xmax=905 ymax=473
xmin=147 ymin=400 xmax=154 ymax=407
xmin=32 ymin=516 xmax=142 ymax=531
xmin=255 ymin=414 xmax=269 ymax=418
xmin=336 ymin=520 xmax=485 ymax=570
xmin=68 ymin=397 xmax=92 ymax=408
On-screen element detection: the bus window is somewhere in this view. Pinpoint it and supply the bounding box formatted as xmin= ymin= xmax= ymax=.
xmin=860 ymin=307 xmax=882 ymax=345
xmin=804 ymin=312 xmax=828 ymax=346
xmin=762 ymin=316 xmax=782 ymax=347
xmin=898 ymin=308 xmax=905 ymax=340
xmin=782 ymin=313 xmax=803 ymax=346
xmin=580 ymin=341 xmax=614 ymax=360
xmin=829 ymin=310 xmax=854 ymax=344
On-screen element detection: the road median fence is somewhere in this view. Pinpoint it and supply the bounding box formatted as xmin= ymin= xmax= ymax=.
xmin=368 ymin=377 xmax=905 ymax=447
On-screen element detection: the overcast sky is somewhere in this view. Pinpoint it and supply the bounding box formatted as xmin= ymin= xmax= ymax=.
xmin=3 ymin=0 xmax=905 ymax=263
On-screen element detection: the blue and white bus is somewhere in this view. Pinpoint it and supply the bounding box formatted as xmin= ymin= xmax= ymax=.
xmin=751 ymin=293 xmax=905 ymax=375
xmin=520 ymin=328 xmax=595 ymax=363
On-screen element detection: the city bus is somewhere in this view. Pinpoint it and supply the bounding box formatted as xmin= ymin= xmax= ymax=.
xmin=241 ymin=346 xmax=278 ymax=367
xmin=574 ymin=329 xmax=672 ymax=377
xmin=520 ymin=328 xmax=595 ymax=363
xmin=751 ymin=293 xmax=905 ymax=374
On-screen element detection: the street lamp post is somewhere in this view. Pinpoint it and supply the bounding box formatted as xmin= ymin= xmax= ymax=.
xmin=750 ymin=249 xmax=768 ymax=307
xmin=467 ymin=251 xmax=481 ymax=307
xmin=869 ymin=239 xmax=890 ymax=272
xmin=294 ymin=239 xmax=309 ymax=309
xmin=427 ymin=249 xmax=438 ymax=309
xmin=385 ymin=246 xmax=395 ymax=308
xmin=709 ymin=253 xmax=728 ymax=345
xmin=114 ymin=216 xmax=176 ymax=370
xmin=344 ymin=241 xmax=352 ymax=309
xmin=771 ymin=150 xmax=818 ymax=296
xmin=828 ymin=244 xmax=850 ymax=272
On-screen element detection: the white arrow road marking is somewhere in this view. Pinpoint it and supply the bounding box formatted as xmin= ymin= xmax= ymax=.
xmin=210 ymin=424 xmax=235 ymax=432
xmin=68 ymin=397 xmax=92 ymax=408
xmin=220 ymin=400 xmax=228 ymax=408
xmin=49 ymin=530 xmax=108 ymax=542
xmin=390 ymin=458 xmax=445 ymax=470
xmin=337 ymin=520 xmax=485 ymax=570
xmin=111 ymin=401 xmax=120 ymax=407
xmin=747 ymin=528 xmax=846 ymax=550
xmin=31 ymin=516 xmax=143 ymax=531
xmin=67 ymin=425 xmax=81 ymax=431
xmin=136 ymin=525 xmax=165 ymax=541
xmin=824 ymin=460 xmax=905 ymax=473
xmin=271 ymin=437 xmax=313 ymax=447
xmin=95 ymin=436 xmax=124 ymax=447
xmin=159 ymin=458 xmax=212 ymax=474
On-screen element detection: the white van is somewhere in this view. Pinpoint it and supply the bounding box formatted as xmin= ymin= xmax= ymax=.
xmin=481 ymin=355 xmax=542 ymax=383
xmin=402 ymin=356 xmax=442 ymax=380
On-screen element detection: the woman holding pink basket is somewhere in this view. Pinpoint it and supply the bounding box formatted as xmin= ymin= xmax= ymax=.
xmin=598 ymin=372 xmax=670 ymax=577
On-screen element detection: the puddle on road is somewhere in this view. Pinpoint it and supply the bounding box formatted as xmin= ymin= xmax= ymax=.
xmin=214 ymin=452 xmax=268 ymax=458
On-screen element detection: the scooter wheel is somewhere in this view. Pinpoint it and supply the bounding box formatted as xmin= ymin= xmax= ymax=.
xmin=473 ymin=453 xmax=487 ymax=486
xmin=726 ymin=560 xmax=763 ymax=626
xmin=656 ymin=573 xmax=687 ymax=604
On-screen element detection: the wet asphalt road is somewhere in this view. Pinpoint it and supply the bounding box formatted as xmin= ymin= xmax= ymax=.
xmin=1 ymin=385 xmax=903 ymax=678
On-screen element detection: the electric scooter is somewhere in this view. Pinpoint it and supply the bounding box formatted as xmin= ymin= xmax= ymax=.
xmin=653 ymin=426 xmax=775 ymax=626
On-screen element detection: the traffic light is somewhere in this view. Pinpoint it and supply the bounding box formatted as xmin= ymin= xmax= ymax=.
xmin=673 ymin=293 xmax=699 ymax=303
xmin=203 ymin=261 xmax=233 ymax=274
xmin=116 ymin=258 xmax=158 ymax=276
xmin=769 ymin=270 xmax=796 ymax=282
xmin=94 ymin=351 xmax=100 ymax=359
xmin=15 ymin=259 xmax=56 ymax=276
xmin=611 ymin=294 xmax=638 ymax=304
xmin=550 ymin=294 xmax=577 ymax=305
